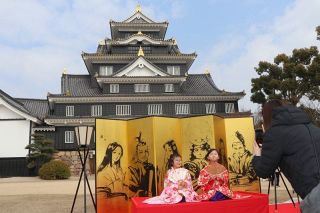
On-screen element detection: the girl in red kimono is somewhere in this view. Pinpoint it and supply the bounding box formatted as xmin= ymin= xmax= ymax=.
xmin=197 ymin=149 xmax=236 ymax=201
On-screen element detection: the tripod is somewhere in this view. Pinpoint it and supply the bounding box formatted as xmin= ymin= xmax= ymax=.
xmin=267 ymin=168 xmax=297 ymax=211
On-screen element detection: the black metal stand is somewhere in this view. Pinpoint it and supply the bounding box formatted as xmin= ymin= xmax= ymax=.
xmin=267 ymin=168 xmax=296 ymax=211
xmin=71 ymin=146 xmax=96 ymax=213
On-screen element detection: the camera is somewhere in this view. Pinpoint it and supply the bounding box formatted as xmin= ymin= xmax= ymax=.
xmin=255 ymin=128 xmax=264 ymax=147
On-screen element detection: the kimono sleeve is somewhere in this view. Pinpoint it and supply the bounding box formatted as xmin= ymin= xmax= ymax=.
xmin=197 ymin=169 xmax=210 ymax=186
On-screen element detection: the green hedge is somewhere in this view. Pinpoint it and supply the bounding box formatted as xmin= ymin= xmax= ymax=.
xmin=39 ymin=160 xmax=71 ymax=180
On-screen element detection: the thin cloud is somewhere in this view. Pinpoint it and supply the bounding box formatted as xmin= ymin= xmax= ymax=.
xmin=195 ymin=0 xmax=320 ymax=111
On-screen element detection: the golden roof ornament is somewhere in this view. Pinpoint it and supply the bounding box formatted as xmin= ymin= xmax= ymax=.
xmin=63 ymin=68 xmax=67 ymax=75
xmin=138 ymin=46 xmax=144 ymax=56
xmin=66 ymin=90 xmax=71 ymax=96
xmin=204 ymin=68 xmax=210 ymax=75
xmin=98 ymin=39 xmax=105 ymax=45
xmin=135 ymin=5 xmax=142 ymax=13
xmin=172 ymin=38 xmax=177 ymax=45
xmin=185 ymin=72 xmax=188 ymax=77
xmin=137 ymin=31 xmax=143 ymax=35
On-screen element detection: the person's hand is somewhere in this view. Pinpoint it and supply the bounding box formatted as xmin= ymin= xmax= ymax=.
xmin=178 ymin=180 xmax=187 ymax=189
xmin=253 ymin=141 xmax=261 ymax=156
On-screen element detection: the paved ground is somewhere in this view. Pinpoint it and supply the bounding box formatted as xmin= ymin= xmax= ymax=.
xmin=259 ymin=177 xmax=300 ymax=205
xmin=0 ymin=175 xmax=300 ymax=213
xmin=0 ymin=176 xmax=96 ymax=213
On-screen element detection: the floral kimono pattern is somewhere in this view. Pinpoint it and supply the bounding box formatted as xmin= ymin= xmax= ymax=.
xmin=143 ymin=167 xmax=198 ymax=204
xmin=197 ymin=166 xmax=234 ymax=200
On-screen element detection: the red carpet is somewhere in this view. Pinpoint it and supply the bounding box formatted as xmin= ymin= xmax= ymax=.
xmin=132 ymin=192 xmax=268 ymax=213
xmin=269 ymin=203 xmax=301 ymax=213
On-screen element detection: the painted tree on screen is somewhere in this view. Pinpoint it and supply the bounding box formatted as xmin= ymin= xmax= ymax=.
xmin=251 ymin=26 xmax=320 ymax=105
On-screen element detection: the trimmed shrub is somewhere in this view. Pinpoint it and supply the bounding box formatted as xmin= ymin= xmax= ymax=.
xmin=39 ymin=160 xmax=71 ymax=180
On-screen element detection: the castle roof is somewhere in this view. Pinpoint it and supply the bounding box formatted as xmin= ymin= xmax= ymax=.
xmin=48 ymin=74 xmax=244 ymax=98
xmin=0 ymin=90 xmax=48 ymax=122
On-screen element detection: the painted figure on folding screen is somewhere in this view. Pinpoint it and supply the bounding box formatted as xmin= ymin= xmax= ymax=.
xmin=128 ymin=132 xmax=156 ymax=197
xmin=184 ymin=138 xmax=211 ymax=191
xmin=218 ymin=138 xmax=228 ymax=167
xmin=97 ymin=142 xmax=128 ymax=199
xmin=228 ymin=131 xmax=257 ymax=186
xmin=157 ymin=140 xmax=180 ymax=193
xmin=144 ymin=153 xmax=197 ymax=204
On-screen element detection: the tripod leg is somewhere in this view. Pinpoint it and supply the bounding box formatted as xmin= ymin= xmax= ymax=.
xmin=274 ymin=172 xmax=277 ymax=211
xmin=278 ymin=170 xmax=296 ymax=207
xmin=268 ymin=179 xmax=271 ymax=195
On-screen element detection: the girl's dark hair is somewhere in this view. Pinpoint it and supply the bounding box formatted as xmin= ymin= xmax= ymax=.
xmin=168 ymin=153 xmax=182 ymax=169
xmin=204 ymin=148 xmax=219 ymax=162
xmin=262 ymin=99 xmax=285 ymax=130
xmin=163 ymin=140 xmax=180 ymax=170
xmin=97 ymin=142 xmax=123 ymax=173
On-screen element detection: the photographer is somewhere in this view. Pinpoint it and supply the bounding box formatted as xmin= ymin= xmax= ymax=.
xmin=252 ymin=100 xmax=320 ymax=213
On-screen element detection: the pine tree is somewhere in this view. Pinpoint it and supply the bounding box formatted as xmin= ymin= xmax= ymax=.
xmin=251 ymin=26 xmax=320 ymax=105
xmin=25 ymin=133 xmax=56 ymax=169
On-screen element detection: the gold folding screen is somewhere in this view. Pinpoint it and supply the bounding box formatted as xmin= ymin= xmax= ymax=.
xmin=96 ymin=115 xmax=259 ymax=213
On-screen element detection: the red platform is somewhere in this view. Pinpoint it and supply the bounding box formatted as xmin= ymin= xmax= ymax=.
xmin=131 ymin=192 xmax=268 ymax=213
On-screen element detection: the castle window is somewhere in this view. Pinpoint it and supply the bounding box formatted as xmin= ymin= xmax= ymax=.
xmin=128 ymin=46 xmax=151 ymax=54
xmin=143 ymin=46 xmax=151 ymax=54
xmin=66 ymin=106 xmax=74 ymax=117
xmin=110 ymin=84 xmax=119 ymax=93
xmin=99 ymin=66 xmax=113 ymax=76
xmin=205 ymin=103 xmax=216 ymax=114
xmin=116 ymin=105 xmax=131 ymax=116
xmin=225 ymin=103 xmax=235 ymax=113
xmin=66 ymin=106 xmax=74 ymax=116
xmin=148 ymin=104 xmax=162 ymax=115
xmin=128 ymin=46 xmax=140 ymax=53
xmin=167 ymin=66 xmax=180 ymax=75
xmin=175 ymin=104 xmax=189 ymax=115
xmin=165 ymin=84 xmax=174 ymax=92
xmin=65 ymin=131 xmax=74 ymax=143
xmin=124 ymin=33 xmax=132 ymax=38
xmin=91 ymin=105 xmax=102 ymax=116
xmin=134 ymin=84 xmax=150 ymax=93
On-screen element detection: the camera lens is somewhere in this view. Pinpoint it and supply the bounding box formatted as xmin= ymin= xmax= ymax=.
xmin=255 ymin=129 xmax=264 ymax=146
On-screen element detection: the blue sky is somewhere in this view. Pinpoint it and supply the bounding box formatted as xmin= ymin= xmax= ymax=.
xmin=0 ymin=0 xmax=319 ymax=111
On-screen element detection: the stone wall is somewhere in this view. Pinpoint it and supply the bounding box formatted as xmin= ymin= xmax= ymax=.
xmin=53 ymin=151 xmax=95 ymax=176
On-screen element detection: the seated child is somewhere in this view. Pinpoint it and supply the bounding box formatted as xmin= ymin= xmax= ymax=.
xmin=144 ymin=153 xmax=197 ymax=204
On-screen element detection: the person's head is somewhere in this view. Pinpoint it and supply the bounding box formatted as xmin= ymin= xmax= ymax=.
xmin=135 ymin=132 xmax=149 ymax=163
xmin=232 ymin=141 xmax=245 ymax=157
xmin=163 ymin=140 xmax=179 ymax=157
xmin=262 ymin=99 xmax=284 ymax=130
xmin=97 ymin=142 xmax=123 ymax=173
xmin=205 ymin=149 xmax=220 ymax=163
xmin=190 ymin=142 xmax=211 ymax=161
xmin=231 ymin=131 xmax=247 ymax=156
xmin=168 ymin=153 xmax=182 ymax=169
xmin=136 ymin=142 xmax=149 ymax=162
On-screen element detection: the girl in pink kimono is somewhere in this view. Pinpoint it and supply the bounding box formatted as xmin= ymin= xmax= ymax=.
xmin=143 ymin=153 xmax=198 ymax=204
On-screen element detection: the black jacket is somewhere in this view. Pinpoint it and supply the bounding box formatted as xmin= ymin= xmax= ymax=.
xmin=252 ymin=105 xmax=320 ymax=198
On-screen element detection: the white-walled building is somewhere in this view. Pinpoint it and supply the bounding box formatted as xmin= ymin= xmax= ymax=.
xmin=0 ymin=90 xmax=48 ymax=176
